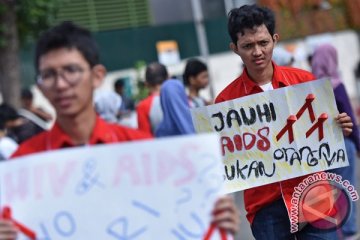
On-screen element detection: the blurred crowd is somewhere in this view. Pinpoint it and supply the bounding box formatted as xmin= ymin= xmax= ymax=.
xmin=0 ymin=56 xmax=213 ymax=160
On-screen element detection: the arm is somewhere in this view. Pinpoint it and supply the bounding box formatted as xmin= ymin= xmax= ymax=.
xmin=30 ymin=107 xmax=53 ymax=122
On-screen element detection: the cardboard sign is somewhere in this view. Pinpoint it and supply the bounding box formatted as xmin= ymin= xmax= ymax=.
xmin=191 ymin=79 xmax=348 ymax=193
xmin=0 ymin=133 xmax=224 ymax=240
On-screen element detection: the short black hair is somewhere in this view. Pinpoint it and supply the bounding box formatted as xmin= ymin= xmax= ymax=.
xmin=183 ymin=58 xmax=208 ymax=86
xmin=145 ymin=62 xmax=168 ymax=86
xmin=21 ymin=88 xmax=33 ymax=100
xmin=114 ymin=78 xmax=126 ymax=89
xmin=0 ymin=104 xmax=19 ymax=123
xmin=35 ymin=21 xmax=100 ymax=72
xmin=228 ymin=4 xmax=275 ymax=44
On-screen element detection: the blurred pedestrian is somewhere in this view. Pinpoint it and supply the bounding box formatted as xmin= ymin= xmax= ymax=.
xmin=155 ymin=79 xmax=240 ymax=237
xmin=0 ymin=103 xmax=45 ymax=144
xmin=94 ymin=90 xmax=122 ymax=123
xmin=272 ymin=47 xmax=294 ymax=66
xmin=312 ymin=43 xmax=360 ymax=240
xmin=136 ymin=62 xmax=168 ymax=135
xmin=21 ymin=87 xmax=53 ymax=122
xmin=0 ymin=109 xmax=18 ymax=160
xmin=114 ymin=78 xmax=135 ymax=116
xmin=155 ymin=80 xmax=195 ymax=137
xmin=183 ymin=58 xmax=211 ymax=107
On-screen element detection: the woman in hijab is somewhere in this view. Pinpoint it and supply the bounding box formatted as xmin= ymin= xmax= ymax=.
xmin=155 ymin=79 xmax=240 ymax=238
xmin=94 ymin=91 xmax=122 ymax=123
xmin=155 ymin=79 xmax=195 ymax=137
xmin=312 ymin=43 xmax=360 ymax=239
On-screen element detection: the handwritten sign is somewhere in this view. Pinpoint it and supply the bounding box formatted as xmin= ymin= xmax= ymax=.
xmin=191 ymin=79 xmax=348 ymax=193
xmin=0 ymin=133 xmax=224 ymax=240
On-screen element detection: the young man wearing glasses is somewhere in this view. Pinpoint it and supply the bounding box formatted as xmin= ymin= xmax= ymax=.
xmin=0 ymin=21 xmax=240 ymax=239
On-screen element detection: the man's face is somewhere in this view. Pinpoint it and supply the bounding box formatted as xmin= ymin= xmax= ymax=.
xmin=190 ymin=70 xmax=209 ymax=90
xmin=38 ymin=48 xmax=104 ymax=118
xmin=231 ymin=24 xmax=278 ymax=76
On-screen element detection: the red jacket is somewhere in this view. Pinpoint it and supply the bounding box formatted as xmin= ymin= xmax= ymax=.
xmin=136 ymin=93 xmax=162 ymax=135
xmin=215 ymin=62 xmax=315 ymax=224
xmin=12 ymin=116 xmax=152 ymax=158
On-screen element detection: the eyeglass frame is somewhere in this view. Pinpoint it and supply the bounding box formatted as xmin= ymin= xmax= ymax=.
xmin=36 ymin=64 xmax=88 ymax=88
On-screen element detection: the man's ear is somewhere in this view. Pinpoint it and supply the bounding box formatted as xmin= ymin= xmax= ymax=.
xmin=91 ymin=64 xmax=107 ymax=88
xmin=273 ymin=33 xmax=279 ymax=44
xmin=189 ymin=76 xmax=195 ymax=86
xmin=230 ymin=42 xmax=239 ymax=55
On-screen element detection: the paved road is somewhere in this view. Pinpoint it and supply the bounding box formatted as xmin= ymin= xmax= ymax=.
xmin=233 ymin=164 xmax=360 ymax=239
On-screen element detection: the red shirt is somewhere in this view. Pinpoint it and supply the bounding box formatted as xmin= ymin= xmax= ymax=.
xmin=215 ymin=62 xmax=315 ymax=224
xmin=136 ymin=93 xmax=163 ymax=135
xmin=12 ymin=116 xmax=152 ymax=158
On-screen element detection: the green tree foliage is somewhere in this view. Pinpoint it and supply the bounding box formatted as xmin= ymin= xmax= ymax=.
xmin=0 ymin=0 xmax=61 ymax=107
xmin=16 ymin=0 xmax=61 ymax=44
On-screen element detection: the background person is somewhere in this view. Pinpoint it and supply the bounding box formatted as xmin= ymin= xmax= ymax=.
xmin=183 ymin=58 xmax=211 ymax=107
xmin=94 ymin=90 xmax=122 ymax=123
xmin=311 ymin=43 xmax=360 ymax=240
xmin=155 ymin=79 xmax=240 ymax=237
xmin=0 ymin=108 xmax=18 ymax=160
xmin=272 ymin=47 xmax=294 ymax=66
xmin=0 ymin=103 xmax=45 ymax=144
xmin=114 ymin=78 xmax=135 ymax=117
xmin=136 ymin=62 xmax=168 ymax=135
xmin=20 ymin=87 xmax=53 ymax=122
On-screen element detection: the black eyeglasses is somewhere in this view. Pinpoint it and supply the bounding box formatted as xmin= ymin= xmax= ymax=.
xmin=37 ymin=65 xmax=86 ymax=88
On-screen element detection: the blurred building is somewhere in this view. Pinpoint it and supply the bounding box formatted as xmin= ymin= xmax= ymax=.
xmin=20 ymin=0 xmax=360 ymax=97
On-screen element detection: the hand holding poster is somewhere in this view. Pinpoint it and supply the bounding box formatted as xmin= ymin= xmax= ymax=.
xmin=0 ymin=133 xmax=224 ymax=240
xmin=191 ymin=79 xmax=348 ymax=193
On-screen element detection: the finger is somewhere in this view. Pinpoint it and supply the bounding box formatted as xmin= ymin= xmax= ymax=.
xmin=213 ymin=209 xmax=239 ymax=223
xmin=216 ymin=220 xmax=240 ymax=234
xmin=212 ymin=211 xmax=240 ymax=234
xmin=340 ymin=122 xmax=354 ymax=128
xmin=343 ymin=128 xmax=353 ymax=136
xmin=337 ymin=117 xmax=352 ymax=124
xmin=0 ymin=233 xmax=17 ymax=240
xmin=0 ymin=220 xmax=18 ymax=240
xmin=336 ymin=112 xmax=348 ymax=119
xmin=211 ymin=198 xmax=240 ymax=235
xmin=338 ymin=117 xmax=353 ymax=122
xmin=213 ymin=196 xmax=235 ymax=209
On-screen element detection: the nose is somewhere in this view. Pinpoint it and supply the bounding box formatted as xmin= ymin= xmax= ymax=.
xmin=54 ymin=72 xmax=70 ymax=89
xmin=252 ymin=45 xmax=262 ymax=57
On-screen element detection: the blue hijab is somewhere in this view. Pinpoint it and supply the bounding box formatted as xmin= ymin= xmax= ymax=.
xmin=155 ymin=80 xmax=195 ymax=137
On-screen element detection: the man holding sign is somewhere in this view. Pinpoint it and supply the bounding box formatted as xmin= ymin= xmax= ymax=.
xmin=0 ymin=22 xmax=239 ymax=239
xmin=215 ymin=4 xmax=353 ymax=240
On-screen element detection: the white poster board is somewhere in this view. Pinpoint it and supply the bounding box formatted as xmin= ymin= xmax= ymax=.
xmin=0 ymin=133 xmax=224 ymax=239
xmin=191 ymin=79 xmax=348 ymax=193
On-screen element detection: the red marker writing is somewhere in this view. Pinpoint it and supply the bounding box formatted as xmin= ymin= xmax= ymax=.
xmin=306 ymin=113 xmax=328 ymax=141
xmin=276 ymin=115 xmax=297 ymax=143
